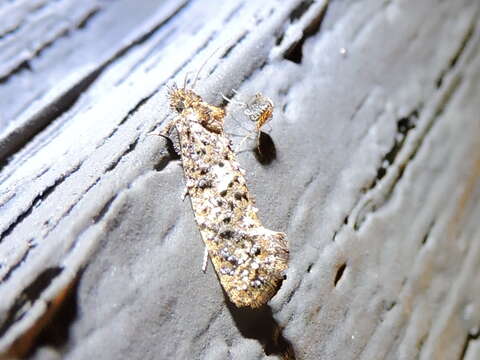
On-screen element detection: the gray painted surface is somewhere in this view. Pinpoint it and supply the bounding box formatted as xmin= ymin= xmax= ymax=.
xmin=1 ymin=0 xmax=480 ymax=359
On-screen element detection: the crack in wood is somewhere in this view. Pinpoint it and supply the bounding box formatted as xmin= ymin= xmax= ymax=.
xmin=334 ymin=262 xmax=347 ymax=287
xmin=289 ymin=0 xmax=315 ymax=22
xmin=421 ymin=219 xmax=436 ymax=246
xmin=370 ymin=108 xmax=420 ymax=187
xmin=191 ymin=308 xmax=224 ymax=343
xmin=0 ymin=240 xmax=36 ymax=283
xmin=219 ymin=30 xmax=249 ymax=61
xmin=349 ymin=92 xmax=372 ymax=122
xmin=349 ymin=0 xmax=392 ymax=44
xmin=436 ymin=17 xmax=476 ymax=88
xmin=105 ymin=137 xmax=140 ymax=173
xmin=0 ymin=67 xmax=103 ymax=170
xmin=76 ymin=7 xmax=101 ymax=29
xmin=283 ymin=1 xmax=329 ymax=64
xmin=2 ymin=270 xmax=78 ymax=358
xmin=92 ymin=195 xmax=118 ymax=224
xmin=0 ymin=1 xmax=52 ymax=41
xmin=114 ymin=27 xmax=177 ymax=86
xmin=336 ymin=24 xmax=472 ymax=246
xmin=352 ymin=73 xmax=464 ymax=232
xmin=223 ymin=2 xmax=246 ymax=24
xmin=459 ymin=328 xmax=480 ymax=359
xmin=36 ymin=132 xmax=165 ymax=239
xmin=0 ymin=163 xmax=81 ymax=242
xmin=0 ymin=267 xmax=64 ymax=338
xmin=0 ymin=6 xmax=102 ymax=84
xmin=0 ymin=23 xmax=21 ymax=41
xmin=0 ymin=0 xmax=194 ymax=170
xmin=274 ymin=0 xmax=317 ymax=49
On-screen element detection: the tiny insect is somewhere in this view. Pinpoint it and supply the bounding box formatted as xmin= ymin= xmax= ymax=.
xmin=163 ymin=75 xmax=288 ymax=308
xmin=243 ymin=92 xmax=274 ymax=132
xmin=223 ymin=91 xmax=274 ymax=153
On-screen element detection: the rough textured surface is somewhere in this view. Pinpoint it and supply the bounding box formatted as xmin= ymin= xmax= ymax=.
xmin=1 ymin=0 xmax=480 ymax=359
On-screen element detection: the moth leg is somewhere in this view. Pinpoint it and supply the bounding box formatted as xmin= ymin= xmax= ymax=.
xmin=202 ymin=247 xmax=209 ymax=273
xmin=161 ymin=117 xmax=179 ymax=136
xmin=221 ymin=91 xmax=245 ymax=107
xmin=181 ymin=186 xmax=189 ymax=201
xmin=149 ymin=120 xmax=182 ymax=158
xmin=147 ymin=118 xmax=176 ymax=138
xmin=255 ymin=130 xmax=263 ymax=155
xmin=148 ymin=117 xmax=177 ymax=137
xmin=235 ymin=131 xmax=256 ymax=153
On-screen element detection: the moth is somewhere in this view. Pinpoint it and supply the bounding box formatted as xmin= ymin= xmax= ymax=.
xmin=164 ymin=83 xmax=288 ymax=308
xmin=223 ymin=91 xmax=275 ymax=153
xmin=243 ymin=92 xmax=274 ymax=132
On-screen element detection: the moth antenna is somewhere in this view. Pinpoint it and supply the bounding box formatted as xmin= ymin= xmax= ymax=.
xmin=230 ymin=114 xmax=252 ymax=133
xmin=191 ymin=45 xmax=223 ymax=89
xmin=183 ymin=71 xmax=193 ymax=89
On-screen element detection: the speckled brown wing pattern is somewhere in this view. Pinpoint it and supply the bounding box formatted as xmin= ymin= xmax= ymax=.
xmin=167 ymin=87 xmax=288 ymax=308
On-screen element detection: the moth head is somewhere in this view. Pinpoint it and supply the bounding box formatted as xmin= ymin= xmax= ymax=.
xmin=168 ymin=84 xmax=200 ymax=114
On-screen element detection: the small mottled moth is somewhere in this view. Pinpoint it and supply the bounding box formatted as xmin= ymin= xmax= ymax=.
xmin=223 ymin=91 xmax=274 ymax=152
xmin=163 ymin=82 xmax=288 ymax=308
xmin=243 ymin=92 xmax=274 ymax=132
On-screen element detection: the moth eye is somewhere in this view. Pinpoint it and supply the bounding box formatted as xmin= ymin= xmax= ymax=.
xmin=175 ymin=103 xmax=185 ymax=112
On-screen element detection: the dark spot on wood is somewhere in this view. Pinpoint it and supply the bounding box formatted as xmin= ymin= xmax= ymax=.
xmin=334 ymin=263 xmax=346 ymax=286
xmin=421 ymin=220 xmax=435 ymax=246
xmin=384 ymin=300 xmax=396 ymax=311
xmin=332 ymin=231 xmax=337 ymax=242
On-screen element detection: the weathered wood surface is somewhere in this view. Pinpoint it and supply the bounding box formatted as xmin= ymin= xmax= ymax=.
xmin=1 ymin=0 xmax=480 ymax=359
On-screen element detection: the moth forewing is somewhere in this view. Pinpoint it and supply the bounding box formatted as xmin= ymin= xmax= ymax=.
xmin=166 ymin=86 xmax=288 ymax=308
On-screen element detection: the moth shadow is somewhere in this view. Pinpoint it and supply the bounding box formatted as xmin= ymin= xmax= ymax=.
xmin=254 ymin=132 xmax=277 ymax=165
xmin=225 ymin=296 xmax=296 ymax=359
xmin=160 ymin=125 xmax=181 ymax=160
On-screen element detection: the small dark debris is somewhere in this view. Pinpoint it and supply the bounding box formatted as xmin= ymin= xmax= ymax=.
xmin=334 ymin=263 xmax=346 ymax=286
